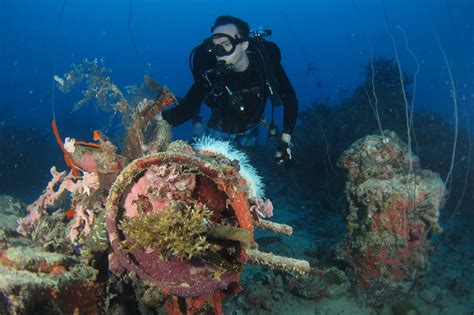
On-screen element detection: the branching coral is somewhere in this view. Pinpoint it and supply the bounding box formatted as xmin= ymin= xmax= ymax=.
xmin=120 ymin=202 xmax=212 ymax=260
xmin=69 ymin=204 xmax=96 ymax=244
xmin=123 ymin=77 xmax=176 ymax=159
xmin=17 ymin=167 xmax=70 ymax=236
xmin=54 ymin=58 xmax=129 ymax=119
xmin=17 ymin=166 xmax=101 ymax=237
xmin=54 ymin=59 xmax=176 ymax=161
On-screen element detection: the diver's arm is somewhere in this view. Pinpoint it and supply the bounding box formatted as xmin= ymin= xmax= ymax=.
xmin=275 ymin=62 xmax=299 ymax=135
xmin=273 ymin=63 xmax=298 ymax=168
xmin=162 ymin=82 xmax=206 ymax=127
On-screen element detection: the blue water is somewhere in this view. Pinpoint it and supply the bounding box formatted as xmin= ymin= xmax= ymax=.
xmin=0 ymin=1 xmax=473 ymax=313
xmin=2 ymin=0 xmax=472 ymax=131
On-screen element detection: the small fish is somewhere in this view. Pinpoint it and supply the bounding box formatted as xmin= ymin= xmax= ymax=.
xmin=65 ymin=208 xmax=76 ymax=219
xmin=93 ymin=130 xmax=102 ymax=141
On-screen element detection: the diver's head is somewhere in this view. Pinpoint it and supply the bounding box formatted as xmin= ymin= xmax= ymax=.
xmin=208 ymin=15 xmax=250 ymax=71
xmin=212 ymin=15 xmax=250 ymax=38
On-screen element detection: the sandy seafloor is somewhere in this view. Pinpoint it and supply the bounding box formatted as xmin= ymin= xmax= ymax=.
xmin=224 ymin=219 xmax=474 ymax=314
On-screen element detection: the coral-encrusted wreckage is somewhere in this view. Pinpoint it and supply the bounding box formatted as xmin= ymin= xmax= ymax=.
xmin=289 ymin=57 xmax=453 ymax=307
xmin=0 ymin=58 xmax=447 ymax=313
xmin=1 ymin=60 xmax=310 ymax=314
xmin=336 ymin=131 xmax=445 ymax=304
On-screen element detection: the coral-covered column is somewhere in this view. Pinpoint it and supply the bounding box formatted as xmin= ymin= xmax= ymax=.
xmin=337 ymin=131 xmax=445 ymax=305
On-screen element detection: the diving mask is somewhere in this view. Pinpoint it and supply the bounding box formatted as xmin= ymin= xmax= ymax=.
xmin=203 ymin=33 xmax=247 ymax=57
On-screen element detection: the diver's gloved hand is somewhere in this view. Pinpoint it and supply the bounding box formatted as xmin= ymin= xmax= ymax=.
xmin=274 ymin=133 xmax=293 ymax=168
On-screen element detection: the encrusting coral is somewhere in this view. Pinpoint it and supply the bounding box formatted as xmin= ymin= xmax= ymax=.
xmin=0 ymin=239 xmax=101 ymax=314
xmin=0 ymin=195 xmax=25 ymax=237
xmin=336 ymin=131 xmax=445 ymax=305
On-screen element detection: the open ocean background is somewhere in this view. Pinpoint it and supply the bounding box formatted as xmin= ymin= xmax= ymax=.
xmin=1 ymin=0 xmax=472 ymax=200
xmin=1 ymin=2 xmax=474 ymax=313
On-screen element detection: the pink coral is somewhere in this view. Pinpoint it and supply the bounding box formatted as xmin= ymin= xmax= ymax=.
xmin=69 ymin=204 xmax=95 ymax=243
xmin=17 ymin=167 xmax=70 ymax=236
xmin=250 ymin=197 xmax=274 ymax=219
xmin=62 ymin=171 xmax=100 ymax=196
xmin=123 ymin=174 xmax=167 ymax=218
xmin=123 ymin=164 xmax=196 ymax=218
xmin=17 ymin=167 xmax=101 ymax=237
xmin=73 ymin=152 xmax=99 ymax=173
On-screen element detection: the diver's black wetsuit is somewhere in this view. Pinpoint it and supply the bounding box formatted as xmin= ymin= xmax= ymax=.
xmin=162 ymin=41 xmax=298 ymax=135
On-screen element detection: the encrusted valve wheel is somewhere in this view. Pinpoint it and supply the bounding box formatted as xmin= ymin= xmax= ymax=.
xmin=105 ymin=148 xmax=254 ymax=297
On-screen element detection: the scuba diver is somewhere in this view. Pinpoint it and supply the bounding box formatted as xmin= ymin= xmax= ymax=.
xmin=161 ymin=15 xmax=298 ymax=167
